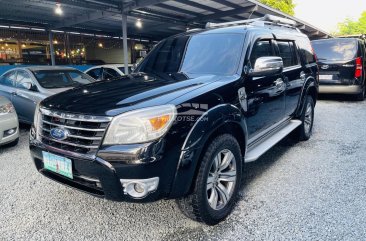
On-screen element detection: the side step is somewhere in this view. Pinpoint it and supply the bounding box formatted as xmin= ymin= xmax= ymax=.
xmin=244 ymin=120 xmax=302 ymax=163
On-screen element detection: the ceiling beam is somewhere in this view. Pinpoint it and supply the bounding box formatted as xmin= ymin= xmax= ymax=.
xmin=156 ymin=3 xmax=204 ymax=17
xmin=191 ymin=4 xmax=258 ymax=23
xmin=178 ymin=0 xmax=221 ymax=13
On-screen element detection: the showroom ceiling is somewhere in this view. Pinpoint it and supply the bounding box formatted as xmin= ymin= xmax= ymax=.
xmin=0 ymin=0 xmax=330 ymax=40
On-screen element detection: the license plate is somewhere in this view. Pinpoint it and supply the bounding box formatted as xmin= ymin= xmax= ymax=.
xmin=43 ymin=151 xmax=73 ymax=179
xmin=320 ymin=74 xmax=333 ymax=80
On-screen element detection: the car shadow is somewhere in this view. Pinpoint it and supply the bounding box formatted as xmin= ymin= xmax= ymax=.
xmin=318 ymin=93 xmax=358 ymax=102
xmin=239 ymin=136 xmax=296 ymax=197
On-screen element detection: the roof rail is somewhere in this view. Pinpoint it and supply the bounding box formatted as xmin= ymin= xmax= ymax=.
xmin=337 ymin=34 xmax=366 ymax=39
xmin=206 ymin=14 xmax=297 ymax=29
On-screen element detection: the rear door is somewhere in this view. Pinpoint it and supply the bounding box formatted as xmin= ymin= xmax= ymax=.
xmin=275 ymin=40 xmax=303 ymax=116
xmin=312 ymin=39 xmax=358 ymax=85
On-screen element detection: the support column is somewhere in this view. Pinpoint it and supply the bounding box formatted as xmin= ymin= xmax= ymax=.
xmin=48 ymin=31 xmax=55 ymax=66
xmin=122 ymin=13 xmax=129 ymax=75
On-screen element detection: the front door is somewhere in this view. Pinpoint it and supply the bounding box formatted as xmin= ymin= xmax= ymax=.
xmin=244 ymin=39 xmax=286 ymax=139
xmin=13 ymin=70 xmax=42 ymax=123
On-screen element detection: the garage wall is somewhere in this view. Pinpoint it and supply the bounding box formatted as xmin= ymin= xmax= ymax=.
xmin=85 ymin=46 xmax=131 ymax=64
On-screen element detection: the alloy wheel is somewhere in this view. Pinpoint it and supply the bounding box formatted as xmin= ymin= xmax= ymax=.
xmin=206 ymin=149 xmax=237 ymax=210
xmin=304 ymin=102 xmax=313 ymax=134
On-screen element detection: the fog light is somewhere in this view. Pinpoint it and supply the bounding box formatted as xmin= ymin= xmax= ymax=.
xmin=134 ymin=183 xmax=145 ymax=193
xmin=120 ymin=177 xmax=159 ymax=199
xmin=4 ymin=128 xmax=16 ymax=137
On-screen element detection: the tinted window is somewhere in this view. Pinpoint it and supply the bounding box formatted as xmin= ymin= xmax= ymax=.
xmin=250 ymin=40 xmax=274 ymax=65
xmin=103 ymin=68 xmax=120 ymax=79
xmin=277 ymin=41 xmax=299 ymax=67
xmin=312 ymin=39 xmax=358 ymax=61
xmin=16 ymin=71 xmax=34 ymax=90
xmin=0 ymin=71 xmax=17 ymax=87
xmin=33 ymin=70 xmax=95 ymax=89
xmin=87 ymin=68 xmax=102 ymax=79
xmin=297 ymin=38 xmax=316 ymax=64
xmin=138 ymin=33 xmax=245 ymax=76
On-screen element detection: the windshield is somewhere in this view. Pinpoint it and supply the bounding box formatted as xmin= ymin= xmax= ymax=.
xmin=312 ymin=39 xmax=358 ymax=61
xmin=137 ymin=33 xmax=244 ymax=76
xmin=33 ymin=70 xmax=96 ymax=89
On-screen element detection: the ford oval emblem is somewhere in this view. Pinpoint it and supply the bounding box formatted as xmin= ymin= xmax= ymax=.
xmin=50 ymin=128 xmax=69 ymax=141
xmin=321 ymin=65 xmax=329 ymax=70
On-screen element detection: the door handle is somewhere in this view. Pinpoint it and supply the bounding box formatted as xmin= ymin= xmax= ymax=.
xmin=300 ymin=71 xmax=306 ymax=80
xmin=274 ymin=79 xmax=284 ymax=89
xmin=11 ymin=91 xmax=18 ymax=96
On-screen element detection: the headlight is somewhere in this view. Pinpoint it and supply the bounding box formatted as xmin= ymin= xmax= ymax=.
xmin=103 ymin=105 xmax=177 ymax=145
xmin=0 ymin=103 xmax=15 ymax=115
xmin=33 ymin=102 xmax=41 ymax=126
xmin=33 ymin=103 xmax=42 ymax=141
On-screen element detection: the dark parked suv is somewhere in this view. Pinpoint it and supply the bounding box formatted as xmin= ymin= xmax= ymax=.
xmin=30 ymin=15 xmax=318 ymax=225
xmin=312 ymin=38 xmax=366 ymax=100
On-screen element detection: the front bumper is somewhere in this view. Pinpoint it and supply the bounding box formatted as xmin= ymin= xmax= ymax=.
xmin=319 ymin=85 xmax=363 ymax=94
xmin=29 ymin=136 xmax=180 ymax=202
xmin=0 ymin=113 xmax=19 ymax=145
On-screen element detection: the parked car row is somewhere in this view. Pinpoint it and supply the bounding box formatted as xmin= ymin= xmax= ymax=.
xmin=0 ymin=14 xmax=365 ymax=225
xmin=0 ymin=66 xmax=96 ymax=124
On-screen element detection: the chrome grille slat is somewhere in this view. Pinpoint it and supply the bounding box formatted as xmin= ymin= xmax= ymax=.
xmin=39 ymin=108 xmax=111 ymax=155
xmin=40 ymin=135 xmax=100 ymax=149
xmin=41 ymin=127 xmax=103 ymax=141
xmin=41 ymin=108 xmax=111 ymax=122
xmin=42 ymin=120 xmax=106 ymax=132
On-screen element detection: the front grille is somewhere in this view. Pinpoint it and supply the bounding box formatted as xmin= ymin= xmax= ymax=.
xmin=38 ymin=108 xmax=112 ymax=155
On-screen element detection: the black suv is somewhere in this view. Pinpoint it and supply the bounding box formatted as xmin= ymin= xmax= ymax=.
xmin=312 ymin=37 xmax=366 ymax=100
xmin=30 ymin=15 xmax=318 ymax=225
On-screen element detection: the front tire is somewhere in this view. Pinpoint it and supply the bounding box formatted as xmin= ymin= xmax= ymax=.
xmin=176 ymin=134 xmax=242 ymax=225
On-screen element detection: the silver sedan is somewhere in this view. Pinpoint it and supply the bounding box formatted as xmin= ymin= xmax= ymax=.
xmin=0 ymin=66 xmax=96 ymax=124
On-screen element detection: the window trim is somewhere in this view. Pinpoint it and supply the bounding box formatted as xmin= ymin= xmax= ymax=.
xmin=275 ymin=40 xmax=301 ymax=69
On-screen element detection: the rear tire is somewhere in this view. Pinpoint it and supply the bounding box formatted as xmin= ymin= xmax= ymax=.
xmin=293 ymin=96 xmax=314 ymax=141
xmin=176 ymin=134 xmax=242 ymax=225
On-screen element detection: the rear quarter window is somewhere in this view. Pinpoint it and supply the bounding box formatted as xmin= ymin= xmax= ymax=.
xmin=297 ymin=38 xmax=316 ymax=64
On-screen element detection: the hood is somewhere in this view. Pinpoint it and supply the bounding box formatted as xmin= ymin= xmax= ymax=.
xmin=41 ymin=72 xmax=221 ymax=116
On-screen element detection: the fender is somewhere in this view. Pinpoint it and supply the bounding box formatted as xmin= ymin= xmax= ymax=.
xmin=169 ymin=104 xmax=248 ymax=198
xmin=295 ymin=76 xmax=318 ymax=117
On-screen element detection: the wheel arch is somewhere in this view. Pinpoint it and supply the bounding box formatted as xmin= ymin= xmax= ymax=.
xmin=296 ymin=76 xmax=318 ymax=117
xmin=169 ymin=104 xmax=248 ymax=198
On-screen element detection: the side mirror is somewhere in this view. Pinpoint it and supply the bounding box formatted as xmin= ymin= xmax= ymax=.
xmin=249 ymin=57 xmax=283 ymax=77
xmin=22 ymin=82 xmax=36 ymax=91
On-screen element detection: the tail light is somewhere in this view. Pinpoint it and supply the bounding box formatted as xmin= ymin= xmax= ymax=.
xmin=355 ymin=57 xmax=362 ymax=78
